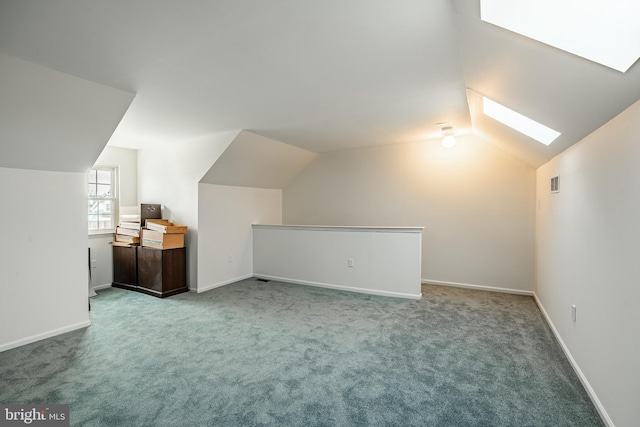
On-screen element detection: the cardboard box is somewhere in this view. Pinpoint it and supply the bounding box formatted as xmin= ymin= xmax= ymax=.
xmin=145 ymin=219 xmax=188 ymax=234
xmin=115 ymin=234 xmax=140 ymax=244
xmin=116 ymin=226 xmax=141 ymax=237
xmin=141 ymin=229 xmax=184 ymax=250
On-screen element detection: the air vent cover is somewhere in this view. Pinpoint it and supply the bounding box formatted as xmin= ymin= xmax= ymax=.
xmin=551 ymin=176 xmax=559 ymax=193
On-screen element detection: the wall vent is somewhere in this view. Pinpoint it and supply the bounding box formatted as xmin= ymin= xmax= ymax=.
xmin=551 ymin=176 xmax=559 ymax=193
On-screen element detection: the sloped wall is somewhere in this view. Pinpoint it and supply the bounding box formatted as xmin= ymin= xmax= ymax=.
xmin=0 ymin=52 xmax=134 ymax=172
xmin=200 ymin=130 xmax=317 ymax=188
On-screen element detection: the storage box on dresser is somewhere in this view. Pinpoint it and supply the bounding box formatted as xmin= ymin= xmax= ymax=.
xmin=113 ymin=215 xmax=188 ymax=298
xmin=140 ymin=229 xmax=184 ymax=250
xmin=141 ymin=219 xmax=187 ymax=250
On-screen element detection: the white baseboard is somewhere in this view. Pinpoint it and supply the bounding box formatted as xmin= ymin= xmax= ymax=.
xmin=254 ymin=274 xmax=422 ymax=300
xmin=193 ymin=274 xmax=254 ymax=293
xmin=533 ymin=294 xmax=613 ymax=427
xmin=422 ymin=279 xmax=534 ymax=296
xmin=0 ymin=320 xmax=91 ymax=353
xmin=92 ymin=283 xmax=112 ymax=291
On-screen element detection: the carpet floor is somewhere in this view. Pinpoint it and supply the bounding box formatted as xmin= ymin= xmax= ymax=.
xmin=0 ymin=279 xmax=603 ymax=426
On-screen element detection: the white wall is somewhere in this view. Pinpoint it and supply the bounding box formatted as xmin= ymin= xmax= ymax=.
xmin=197 ymin=184 xmax=282 ymax=292
xmin=283 ymin=135 xmax=536 ymax=293
xmin=88 ymin=146 xmax=139 ymax=289
xmin=253 ymin=225 xmax=423 ymax=299
xmin=137 ymin=131 xmax=239 ymax=288
xmin=0 ymin=167 xmax=89 ymax=351
xmin=536 ymin=99 xmax=640 ymax=427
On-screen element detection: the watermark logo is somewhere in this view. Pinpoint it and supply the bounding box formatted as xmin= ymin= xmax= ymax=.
xmin=0 ymin=405 xmax=69 ymax=427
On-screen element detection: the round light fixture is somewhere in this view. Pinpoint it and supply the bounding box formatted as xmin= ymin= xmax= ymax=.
xmin=441 ymin=126 xmax=456 ymax=148
xmin=442 ymin=134 xmax=456 ymax=148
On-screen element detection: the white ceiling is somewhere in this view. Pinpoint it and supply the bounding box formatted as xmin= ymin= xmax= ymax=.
xmin=1 ymin=0 xmax=639 ymax=168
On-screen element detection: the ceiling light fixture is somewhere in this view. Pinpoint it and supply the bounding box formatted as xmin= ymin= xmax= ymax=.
xmin=441 ymin=126 xmax=456 ymax=148
xmin=482 ymin=97 xmax=560 ymax=145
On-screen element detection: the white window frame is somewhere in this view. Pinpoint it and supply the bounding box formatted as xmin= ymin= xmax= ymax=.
xmin=88 ymin=165 xmax=119 ymax=235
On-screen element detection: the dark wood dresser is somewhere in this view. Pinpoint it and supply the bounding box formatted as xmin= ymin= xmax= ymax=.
xmin=113 ymin=246 xmax=138 ymax=288
xmin=112 ymin=246 xmax=187 ymax=298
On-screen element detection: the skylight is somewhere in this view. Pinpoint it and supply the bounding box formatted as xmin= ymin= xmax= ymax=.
xmin=481 ymin=0 xmax=640 ymax=73
xmin=482 ymin=97 xmax=560 ymax=145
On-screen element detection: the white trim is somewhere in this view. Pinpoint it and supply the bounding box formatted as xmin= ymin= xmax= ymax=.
xmin=0 ymin=320 xmax=91 ymax=353
xmin=255 ymin=274 xmax=422 ymax=300
xmin=193 ymin=274 xmax=254 ymax=293
xmin=252 ymin=224 xmax=424 ymax=234
xmin=92 ymin=283 xmax=112 ymax=291
xmin=533 ymin=294 xmax=613 ymax=427
xmin=422 ymin=279 xmax=534 ymax=296
xmin=88 ymin=231 xmax=116 ymax=238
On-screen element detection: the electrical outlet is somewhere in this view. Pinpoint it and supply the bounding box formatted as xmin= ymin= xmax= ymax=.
xmin=90 ymin=259 xmax=97 ymax=269
xmin=348 ymin=258 xmax=354 ymax=268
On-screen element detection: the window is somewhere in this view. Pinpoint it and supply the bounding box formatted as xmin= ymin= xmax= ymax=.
xmin=88 ymin=166 xmax=117 ymax=233
xmin=480 ymin=0 xmax=640 ymax=73
xmin=482 ymin=96 xmax=561 ymax=146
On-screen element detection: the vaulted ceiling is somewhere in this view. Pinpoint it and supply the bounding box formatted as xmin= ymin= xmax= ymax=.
xmin=1 ymin=0 xmax=639 ymax=168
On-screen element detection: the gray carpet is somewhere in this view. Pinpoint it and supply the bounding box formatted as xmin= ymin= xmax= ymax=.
xmin=0 ymin=279 xmax=603 ymax=426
